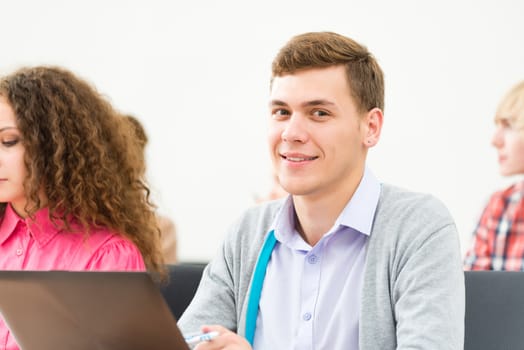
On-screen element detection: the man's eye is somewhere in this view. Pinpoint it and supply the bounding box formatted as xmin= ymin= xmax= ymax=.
xmin=273 ymin=109 xmax=290 ymax=117
xmin=496 ymin=118 xmax=516 ymax=130
xmin=313 ymin=110 xmax=329 ymax=117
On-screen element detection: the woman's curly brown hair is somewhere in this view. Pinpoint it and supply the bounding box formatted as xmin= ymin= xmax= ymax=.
xmin=0 ymin=66 xmax=164 ymax=273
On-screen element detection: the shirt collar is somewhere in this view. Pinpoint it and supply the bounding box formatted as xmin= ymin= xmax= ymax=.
xmin=0 ymin=204 xmax=21 ymax=245
xmin=0 ymin=204 xmax=63 ymax=247
xmin=271 ymin=167 xmax=381 ymax=244
xmin=271 ymin=195 xmax=302 ymax=246
xmin=335 ymin=167 xmax=381 ymax=236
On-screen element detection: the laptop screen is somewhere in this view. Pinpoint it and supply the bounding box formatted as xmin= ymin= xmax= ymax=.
xmin=0 ymin=270 xmax=190 ymax=350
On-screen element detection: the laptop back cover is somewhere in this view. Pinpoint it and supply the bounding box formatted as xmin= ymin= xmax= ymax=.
xmin=465 ymin=271 xmax=524 ymax=350
xmin=0 ymin=270 xmax=190 ymax=350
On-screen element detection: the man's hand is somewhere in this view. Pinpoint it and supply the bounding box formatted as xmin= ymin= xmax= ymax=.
xmin=193 ymin=325 xmax=252 ymax=350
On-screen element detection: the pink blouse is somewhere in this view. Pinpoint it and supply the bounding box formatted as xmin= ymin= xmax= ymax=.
xmin=0 ymin=204 xmax=146 ymax=350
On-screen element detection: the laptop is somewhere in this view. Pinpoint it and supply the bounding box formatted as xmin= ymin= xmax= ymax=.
xmin=0 ymin=270 xmax=191 ymax=350
xmin=464 ymin=271 xmax=524 ymax=350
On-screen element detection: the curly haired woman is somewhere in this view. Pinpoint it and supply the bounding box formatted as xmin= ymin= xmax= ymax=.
xmin=0 ymin=66 xmax=164 ymax=350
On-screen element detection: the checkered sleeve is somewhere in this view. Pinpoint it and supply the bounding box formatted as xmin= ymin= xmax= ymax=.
xmin=464 ymin=183 xmax=524 ymax=271
xmin=463 ymin=198 xmax=499 ymax=270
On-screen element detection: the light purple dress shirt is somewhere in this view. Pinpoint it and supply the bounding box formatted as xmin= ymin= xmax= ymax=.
xmin=0 ymin=204 xmax=146 ymax=350
xmin=253 ymin=168 xmax=381 ymax=350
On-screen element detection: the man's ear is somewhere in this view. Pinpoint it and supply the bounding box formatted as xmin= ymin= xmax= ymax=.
xmin=363 ymin=107 xmax=383 ymax=147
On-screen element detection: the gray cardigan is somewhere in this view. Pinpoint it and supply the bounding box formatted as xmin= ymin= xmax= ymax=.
xmin=179 ymin=184 xmax=465 ymax=349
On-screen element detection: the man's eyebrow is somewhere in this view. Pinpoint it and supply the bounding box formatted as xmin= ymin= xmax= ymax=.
xmin=269 ymin=99 xmax=336 ymax=107
xmin=301 ymin=99 xmax=336 ymax=108
xmin=269 ymin=99 xmax=288 ymax=107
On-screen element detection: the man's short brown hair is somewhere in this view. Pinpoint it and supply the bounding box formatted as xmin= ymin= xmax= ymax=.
xmin=271 ymin=31 xmax=384 ymax=112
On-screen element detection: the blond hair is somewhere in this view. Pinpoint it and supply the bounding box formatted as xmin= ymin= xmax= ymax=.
xmin=495 ymin=81 xmax=524 ymax=129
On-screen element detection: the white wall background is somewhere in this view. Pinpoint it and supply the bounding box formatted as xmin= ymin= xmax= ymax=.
xmin=2 ymin=0 xmax=524 ymax=261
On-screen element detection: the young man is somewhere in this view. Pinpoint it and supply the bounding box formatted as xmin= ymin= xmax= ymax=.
xmin=464 ymin=81 xmax=524 ymax=270
xmin=179 ymin=32 xmax=464 ymax=350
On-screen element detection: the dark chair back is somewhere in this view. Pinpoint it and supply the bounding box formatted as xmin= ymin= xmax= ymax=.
xmin=159 ymin=263 xmax=206 ymax=320
xmin=464 ymin=271 xmax=524 ymax=350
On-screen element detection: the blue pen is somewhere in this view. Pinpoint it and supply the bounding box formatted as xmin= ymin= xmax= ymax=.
xmin=185 ymin=331 xmax=219 ymax=346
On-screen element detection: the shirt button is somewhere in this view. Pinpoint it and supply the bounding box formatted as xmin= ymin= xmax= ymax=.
xmin=16 ymin=248 xmax=23 ymax=256
xmin=307 ymin=254 xmax=318 ymax=264
xmin=302 ymin=312 xmax=312 ymax=321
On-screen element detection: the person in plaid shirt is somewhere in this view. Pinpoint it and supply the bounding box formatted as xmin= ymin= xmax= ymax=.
xmin=464 ymin=80 xmax=524 ymax=270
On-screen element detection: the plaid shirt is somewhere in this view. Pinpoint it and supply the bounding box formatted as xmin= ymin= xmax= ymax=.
xmin=464 ymin=181 xmax=524 ymax=270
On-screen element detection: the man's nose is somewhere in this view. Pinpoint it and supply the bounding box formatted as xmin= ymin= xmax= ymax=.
xmin=281 ymin=114 xmax=309 ymax=143
xmin=491 ymin=126 xmax=504 ymax=148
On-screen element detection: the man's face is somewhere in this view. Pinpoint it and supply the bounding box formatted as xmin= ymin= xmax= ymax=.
xmin=492 ymin=116 xmax=524 ymax=176
xmin=268 ymin=66 xmax=372 ymax=199
xmin=0 ymin=96 xmax=27 ymax=216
